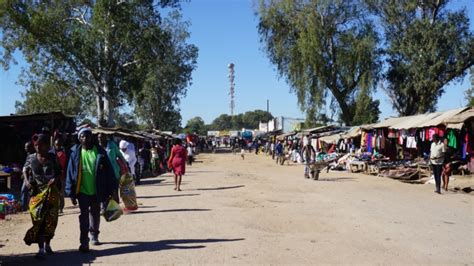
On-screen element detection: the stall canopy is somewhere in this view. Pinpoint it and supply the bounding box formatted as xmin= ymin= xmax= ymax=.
xmin=362 ymin=107 xmax=472 ymax=130
xmin=443 ymin=108 xmax=474 ymax=129
xmin=276 ymin=131 xmax=297 ymax=140
xmin=92 ymin=127 xmax=146 ymax=140
xmin=299 ymin=125 xmax=336 ymax=135
xmin=318 ymin=125 xmax=366 ymax=144
xmin=0 ymin=112 xmax=76 ymax=164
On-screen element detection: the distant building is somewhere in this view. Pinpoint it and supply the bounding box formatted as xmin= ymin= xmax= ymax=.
xmin=260 ymin=116 xmax=305 ymax=133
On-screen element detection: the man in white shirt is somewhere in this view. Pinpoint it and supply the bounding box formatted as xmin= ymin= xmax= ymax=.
xmin=119 ymin=140 xmax=137 ymax=183
xmin=430 ymin=134 xmax=445 ymax=194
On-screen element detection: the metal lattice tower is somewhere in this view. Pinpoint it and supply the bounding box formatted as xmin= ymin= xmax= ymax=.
xmin=228 ymin=63 xmax=235 ymax=116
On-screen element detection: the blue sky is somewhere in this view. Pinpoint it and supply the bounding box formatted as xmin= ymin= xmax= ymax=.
xmin=0 ymin=0 xmax=473 ymax=126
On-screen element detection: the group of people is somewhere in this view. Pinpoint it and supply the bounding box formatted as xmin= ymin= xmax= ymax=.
xmin=20 ymin=127 xmax=193 ymax=260
xmin=21 ymin=128 xmax=118 ymax=259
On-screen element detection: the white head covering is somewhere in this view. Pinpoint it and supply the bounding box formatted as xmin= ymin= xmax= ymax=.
xmin=119 ymin=140 xmax=128 ymax=149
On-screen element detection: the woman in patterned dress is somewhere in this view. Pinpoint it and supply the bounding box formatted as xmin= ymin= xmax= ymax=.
xmin=23 ymin=134 xmax=61 ymax=260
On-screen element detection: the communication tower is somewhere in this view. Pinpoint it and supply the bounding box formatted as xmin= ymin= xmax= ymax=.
xmin=228 ymin=63 xmax=235 ymax=116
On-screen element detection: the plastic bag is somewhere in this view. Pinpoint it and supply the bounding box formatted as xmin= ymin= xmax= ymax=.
xmin=119 ymin=173 xmax=138 ymax=211
xmin=103 ymin=199 xmax=123 ymax=222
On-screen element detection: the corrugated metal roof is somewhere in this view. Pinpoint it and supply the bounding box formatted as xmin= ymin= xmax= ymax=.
xmin=362 ymin=116 xmax=406 ymax=129
xmin=417 ymin=107 xmax=469 ymax=128
xmin=390 ymin=112 xmax=440 ymax=129
xmin=300 ymin=125 xmax=336 ymax=134
xmin=362 ymin=107 xmax=472 ymax=130
xmin=443 ymin=107 xmax=474 ymax=124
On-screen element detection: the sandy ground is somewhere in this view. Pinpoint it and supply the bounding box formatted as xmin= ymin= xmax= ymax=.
xmin=1 ymin=150 xmax=473 ymax=265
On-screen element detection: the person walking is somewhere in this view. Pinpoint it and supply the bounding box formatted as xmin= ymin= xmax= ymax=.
xmin=23 ymin=134 xmax=61 ymax=260
xmin=275 ymin=141 xmax=284 ymax=165
xmin=20 ymin=141 xmax=36 ymax=211
xmin=65 ymin=128 xmax=118 ymax=252
xmin=430 ymin=134 xmax=445 ymax=194
xmin=51 ymin=138 xmax=68 ymax=214
xmin=442 ymin=138 xmax=453 ymax=191
xmin=302 ymin=141 xmax=316 ymax=178
xmin=168 ymin=138 xmax=187 ymax=191
xmin=98 ymin=133 xmax=125 ymax=202
xmin=186 ymin=143 xmax=194 ymax=165
xmin=119 ymin=140 xmax=138 ymax=184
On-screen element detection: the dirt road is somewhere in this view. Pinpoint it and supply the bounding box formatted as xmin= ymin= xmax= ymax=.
xmin=1 ymin=151 xmax=473 ymax=265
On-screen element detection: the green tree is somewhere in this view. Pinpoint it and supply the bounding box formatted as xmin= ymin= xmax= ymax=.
xmin=210 ymin=114 xmax=233 ymax=130
xmin=133 ymin=11 xmax=197 ymax=131
xmin=184 ymin=116 xmax=206 ymax=135
xmin=257 ymin=0 xmax=381 ymax=126
xmin=368 ymin=0 xmax=474 ymax=115
xmin=14 ymin=77 xmax=91 ymax=120
xmin=231 ymin=114 xmax=244 ymax=130
xmin=209 ymin=110 xmax=273 ymax=130
xmin=0 ymin=1 xmax=188 ymax=126
xmin=114 ymin=112 xmax=140 ymax=131
xmin=241 ymin=110 xmax=273 ymax=129
xmin=352 ymin=87 xmax=380 ymax=125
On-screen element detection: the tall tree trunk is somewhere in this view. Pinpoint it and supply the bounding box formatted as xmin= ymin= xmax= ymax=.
xmin=102 ymin=5 xmax=115 ymax=128
xmin=96 ymin=93 xmax=105 ymax=127
xmin=103 ymin=84 xmax=114 ymax=127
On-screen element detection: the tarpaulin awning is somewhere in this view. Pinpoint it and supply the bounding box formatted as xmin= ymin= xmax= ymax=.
xmin=319 ymin=133 xmax=344 ymax=144
xmin=342 ymin=126 xmax=364 ymax=138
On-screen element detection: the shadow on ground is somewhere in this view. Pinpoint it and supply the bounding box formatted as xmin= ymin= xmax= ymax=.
xmin=186 ymin=170 xmax=216 ymax=174
xmin=1 ymin=238 xmax=245 ymax=266
xmin=137 ymin=194 xmax=200 ymax=199
xmin=196 ymin=185 xmax=245 ymax=191
xmin=138 ymin=178 xmax=166 ymax=186
xmin=312 ymin=177 xmax=356 ymax=182
xmin=128 ymin=208 xmax=211 ymax=215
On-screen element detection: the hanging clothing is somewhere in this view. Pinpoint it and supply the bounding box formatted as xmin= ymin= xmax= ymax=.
xmin=367 ymin=133 xmax=373 ymax=153
xmin=462 ymin=132 xmax=468 ymax=159
xmin=387 ymin=129 xmax=396 ymax=138
xmin=406 ymin=136 xmax=417 ymax=149
xmin=446 ymin=130 xmax=457 ymax=149
xmin=428 ymin=128 xmax=436 ymax=141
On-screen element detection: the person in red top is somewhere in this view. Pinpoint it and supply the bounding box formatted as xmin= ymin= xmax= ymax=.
xmin=53 ymin=139 xmax=68 ymax=213
xmin=168 ymin=138 xmax=187 ymax=191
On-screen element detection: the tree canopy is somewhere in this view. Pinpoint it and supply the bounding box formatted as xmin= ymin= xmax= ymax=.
xmin=132 ymin=10 xmax=197 ymax=132
xmin=184 ymin=116 xmax=206 ymax=135
xmin=369 ymin=0 xmax=474 ymax=115
xmin=209 ymin=110 xmax=273 ymax=130
xmin=0 ymin=0 xmax=196 ymax=128
xmin=257 ymin=0 xmax=381 ymax=126
xmin=14 ymin=77 xmax=91 ymax=121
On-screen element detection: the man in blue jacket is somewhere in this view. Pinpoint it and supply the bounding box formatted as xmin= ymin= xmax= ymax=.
xmin=65 ymin=128 xmax=118 ymax=252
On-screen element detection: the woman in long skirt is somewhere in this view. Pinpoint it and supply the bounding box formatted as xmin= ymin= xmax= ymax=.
xmin=23 ymin=134 xmax=61 ymax=260
xmin=168 ymin=138 xmax=187 ymax=191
